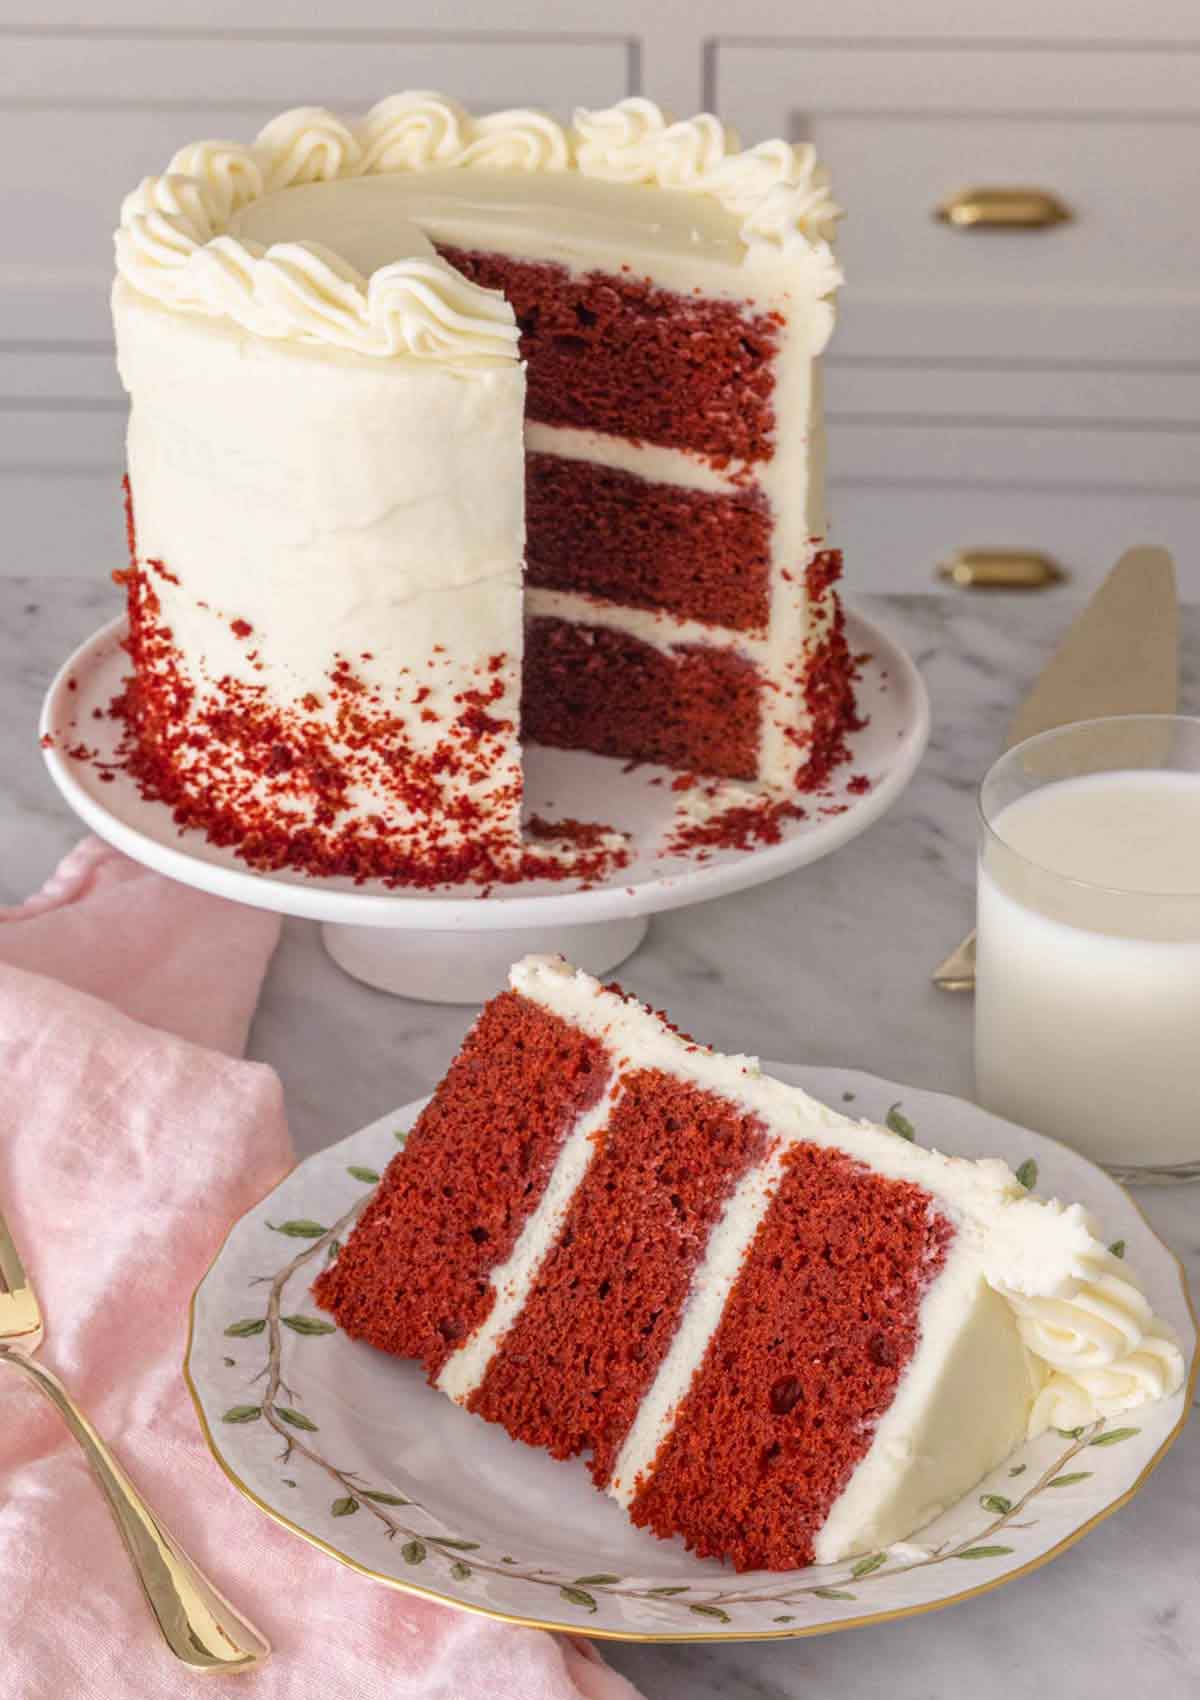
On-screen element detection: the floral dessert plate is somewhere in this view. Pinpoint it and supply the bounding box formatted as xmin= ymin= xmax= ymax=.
xmin=186 ymin=1067 xmax=1196 ymax=1644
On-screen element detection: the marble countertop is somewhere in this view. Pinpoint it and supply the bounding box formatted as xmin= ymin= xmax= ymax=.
xmin=5 ymin=578 xmax=1198 ymax=1700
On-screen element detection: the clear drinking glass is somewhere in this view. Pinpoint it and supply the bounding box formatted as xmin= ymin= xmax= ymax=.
xmin=975 ymin=714 xmax=1200 ymax=1185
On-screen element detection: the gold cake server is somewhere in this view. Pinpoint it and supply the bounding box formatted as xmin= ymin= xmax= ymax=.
xmin=0 ymin=1196 xmax=271 ymax=1673
xmin=933 ymin=545 xmax=1179 ymax=990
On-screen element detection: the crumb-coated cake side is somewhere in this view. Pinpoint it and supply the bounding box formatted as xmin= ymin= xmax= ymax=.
xmin=314 ymin=956 xmax=1186 ymax=1571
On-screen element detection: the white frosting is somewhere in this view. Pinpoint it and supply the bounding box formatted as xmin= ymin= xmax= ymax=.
xmin=437 ymin=1069 xmax=626 ymax=1404
xmin=524 ymin=424 xmax=746 ymax=496
xmin=116 ymin=171 xmax=518 ymax=362
xmin=440 ymin=956 xmax=1186 ymax=1559
xmin=608 ymin=1141 xmax=791 ymax=1502
xmin=573 ymin=98 xmax=840 ymax=248
xmin=115 ymin=93 xmax=840 ymax=362
xmin=113 ymin=283 xmax=527 ymax=855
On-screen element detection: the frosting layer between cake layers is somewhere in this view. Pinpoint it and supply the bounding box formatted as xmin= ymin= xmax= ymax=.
xmin=434 ymin=958 xmax=1183 ymax=1564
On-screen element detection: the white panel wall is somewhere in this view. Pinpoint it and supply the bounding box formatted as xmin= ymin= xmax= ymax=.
xmin=3 ymin=0 xmax=1198 ymax=591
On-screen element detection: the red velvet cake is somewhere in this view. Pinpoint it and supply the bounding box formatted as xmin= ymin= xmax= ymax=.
xmin=314 ymin=956 xmax=1184 ymax=1570
xmin=105 ymin=93 xmax=860 ymax=888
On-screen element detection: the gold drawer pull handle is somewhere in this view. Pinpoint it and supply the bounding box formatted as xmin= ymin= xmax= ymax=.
xmin=938 ymin=550 xmax=1067 ymax=590
xmin=935 ymin=186 xmax=1073 ymax=229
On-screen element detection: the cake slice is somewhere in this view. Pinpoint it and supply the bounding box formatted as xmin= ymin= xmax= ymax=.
xmin=314 ymin=957 xmax=1184 ymax=1570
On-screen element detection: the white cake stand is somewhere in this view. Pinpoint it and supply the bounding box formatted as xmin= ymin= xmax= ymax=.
xmin=40 ymin=609 xmax=928 ymax=1003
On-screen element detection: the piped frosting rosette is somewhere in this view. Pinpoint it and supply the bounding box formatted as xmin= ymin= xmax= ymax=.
xmin=115 ymin=92 xmax=843 ymax=358
xmin=996 ymin=1230 xmax=1186 ymax=1435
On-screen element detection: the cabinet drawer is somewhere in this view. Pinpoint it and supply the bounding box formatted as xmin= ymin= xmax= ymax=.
xmin=713 ymin=41 xmax=1200 ymax=366
xmin=828 ymin=480 xmax=1200 ymax=598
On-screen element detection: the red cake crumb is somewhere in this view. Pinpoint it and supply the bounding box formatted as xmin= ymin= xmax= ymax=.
xmin=526 ymin=453 xmax=770 ymax=632
xmin=791 ymin=549 xmax=864 ymax=791
xmin=523 ymin=616 xmax=761 ymax=780
xmin=526 ymin=814 xmax=618 ymax=849
xmin=664 ymin=791 xmax=806 ymax=855
xmin=438 ymin=248 xmax=780 ymax=464
xmin=468 ymin=1071 xmax=770 ymax=1485
xmin=101 ymin=544 xmax=629 ymax=889
xmin=314 ymin=994 xmax=610 ymax=1374
xmin=230 ymin=617 xmax=253 ymax=639
xmin=847 ymin=773 xmax=871 ymax=795
xmin=628 ymin=1145 xmax=955 ymax=1570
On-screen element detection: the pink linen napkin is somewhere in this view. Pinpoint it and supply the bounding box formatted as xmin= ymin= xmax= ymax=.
xmin=0 ymin=838 xmax=643 ymax=1700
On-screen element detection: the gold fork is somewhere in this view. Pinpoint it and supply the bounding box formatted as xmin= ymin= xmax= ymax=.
xmin=0 ymin=1199 xmax=270 ymax=1674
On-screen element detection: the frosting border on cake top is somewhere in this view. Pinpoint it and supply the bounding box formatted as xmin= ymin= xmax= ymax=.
xmin=114 ymin=93 xmax=843 ymax=360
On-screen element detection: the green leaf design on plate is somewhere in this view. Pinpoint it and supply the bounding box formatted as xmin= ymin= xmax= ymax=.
xmin=1054 ymin=1426 xmax=1085 ymax=1440
xmin=224 ymin=1317 xmax=266 ymax=1337
xmin=1089 ymin=1426 xmax=1140 ymax=1447
xmin=268 ymin=1219 xmax=327 ymax=1238
xmin=394 ymin=1128 xmax=408 ymax=1142
xmin=1047 ymin=1472 xmax=1093 ymax=1488
xmin=222 ymin=1356 xmax=236 ymax=1367
xmin=362 ymin=1490 xmax=410 ymax=1506
xmin=885 ymin=1104 xmax=916 ymax=1141
xmin=347 ymin=1165 xmax=381 ymax=1184
xmin=560 ymin=1587 xmax=597 ymax=1612
xmin=1109 ymin=1239 xmax=1126 ymax=1259
xmin=402 ymin=1539 xmax=426 ymax=1565
xmin=980 ymin=1494 xmax=1012 ymax=1514
xmin=573 ymin=1574 xmax=622 ymax=1587
xmin=221 ymin=1404 xmax=262 ymax=1424
xmin=282 ymin=1478 xmax=296 ymax=1487
xmin=274 ymin=1405 xmax=318 ymax=1432
xmin=689 ymin=1604 xmax=731 ymax=1623
xmin=956 ymin=1545 xmax=1014 ymax=1560
xmin=813 ymin=1587 xmax=856 ymax=1601
xmin=647 ymin=1586 xmax=689 ymax=1596
xmin=450 ymin=1561 xmax=472 ymax=1581
xmin=326 ymin=1239 xmax=341 ymax=1263
xmin=1009 ymin=1464 xmax=1028 ymax=1477
xmin=774 ymin=1614 xmax=795 ymax=1623
xmin=331 ymin=1496 xmax=358 ymax=1517
xmin=281 ymin=1314 xmax=337 ymax=1336
xmin=1015 ymin=1159 xmax=1038 ymax=1190
xmin=851 ymin=1551 xmax=887 ymax=1578
xmin=434 ymin=1539 xmax=480 ymax=1551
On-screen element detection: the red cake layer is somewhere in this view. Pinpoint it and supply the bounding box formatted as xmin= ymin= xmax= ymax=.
xmin=438 ymin=247 xmax=780 ymax=465
xmin=526 ymin=453 xmax=770 ymax=632
xmin=793 ymin=550 xmax=863 ymax=791
xmin=313 ymin=992 xmax=610 ymax=1372
xmin=627 ymin=1143 xmax=954 ymax=1570
xmin=522 ymin=616 xmax=761 ymax=780
xmin=468 ymin=1072 xmax=770 ymax=1484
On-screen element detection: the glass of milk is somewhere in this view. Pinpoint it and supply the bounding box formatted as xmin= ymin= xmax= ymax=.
xmin=975 ymin=715 xmax=1200 ymax=1183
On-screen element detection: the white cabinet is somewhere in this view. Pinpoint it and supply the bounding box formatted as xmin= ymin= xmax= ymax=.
xmin=3 ymin=1 xmax=1198 ymax=592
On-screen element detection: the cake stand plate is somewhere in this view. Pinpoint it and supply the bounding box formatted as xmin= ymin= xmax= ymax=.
xmin=41 ymin=609 xmax=928 ymax=1003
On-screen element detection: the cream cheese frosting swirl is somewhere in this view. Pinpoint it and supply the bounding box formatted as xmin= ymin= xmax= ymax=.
xmin=996 ymin=1240 xmax=1186 ymax=1435
xmin=573 ymin=97 xmax=841 ymax=249
xmin=115 ymin=92 xmax=842 ymax=358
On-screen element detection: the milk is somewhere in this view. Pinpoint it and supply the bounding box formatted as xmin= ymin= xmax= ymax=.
xmin=975 ymin=770 xmax=1200 ymax=1170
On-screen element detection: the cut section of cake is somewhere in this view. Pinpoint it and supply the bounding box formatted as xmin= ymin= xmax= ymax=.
xmin=107 ymin=94 xmax=858 ymax=887
xmin=314 ymin=956 xmax=1185 ymax=1571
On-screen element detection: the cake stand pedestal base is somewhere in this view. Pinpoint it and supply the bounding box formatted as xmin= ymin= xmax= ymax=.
xmin=321 ymin=914 xmax=650 ymax=1004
